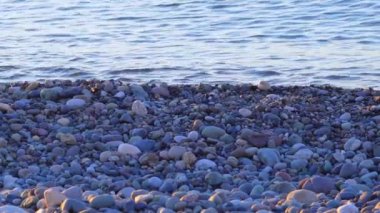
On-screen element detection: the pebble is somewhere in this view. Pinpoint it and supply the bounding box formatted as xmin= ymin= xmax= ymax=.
xmin=59 ymin=133 xmax=77 ymax=145
xmin=294 ymin=148 xmax=313 ymax=160
xmin=0 ymin=103 xmax=14 ymax=112
xmin=300 ymin=176 xmax=335 ymax=194
xmin=61 ymin=199 xmax=87 ymax=212
xmin=286 ymin=189 xmax=318 ymax=205
xmin=344 ymin=137 xmax=362 ymax=151
xmin=132 ymin=100 xmax=148 ymax=116
xmin=66 ymin=98 xmax=86 ymax=109
xmin=168 ymin=146 xmax=187 ymax=159
xmin=118 ymin=143 xmax=142 ymax=155
xmin=195 ymin=159 xmax=217 ymax=170
xmin=340 ymin=163 xmax=357 ymax=178
xmin=89 ymin=194 xmax=115 ymax=209
xmin=187 ymin=131 xmax=199 ymax=141
xmin=44 ymin=188 xmax=66 ymax=207
xmin=205 ymin=172 xmax=223 ymax=186
xmin=337 ymin=203 xmax=359 ymax=213
xmin=258 ymin=81 xmax=271 ymax=90
xmin=258 ymin=148 xmax=280 ymax=166
xmin=238 ymin=108 xmax=252 ymax=117
xmin=201 ymin=126 xmax=226 ymax=139
xmin=0 ymin=205 xmax=27 ymax=213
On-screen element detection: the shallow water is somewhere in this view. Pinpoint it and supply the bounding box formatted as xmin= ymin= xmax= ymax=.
xmin=0 ymin=0 xmax=379 ymax=88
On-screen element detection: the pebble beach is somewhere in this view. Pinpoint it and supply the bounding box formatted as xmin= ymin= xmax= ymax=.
xmin=0 ymin=80 xmax=379 ymax=213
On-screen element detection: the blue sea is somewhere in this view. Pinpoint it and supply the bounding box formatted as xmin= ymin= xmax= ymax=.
xmin=0 ymin=0 xmax=379 ymax=88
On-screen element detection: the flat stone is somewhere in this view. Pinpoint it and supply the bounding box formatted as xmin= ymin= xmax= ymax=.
xmin=344 ymin=137 xmax=362 ymax=151
xmin=168 ymin=146 xmax=187 ymax=159
xmin=339 ymin=163 xmax=357 ymax=178
xmin=89 ymin=194 xmax=115 ymax=209
xmin=131 ymin=139 xmax=155 ymax=152
xmin=187 ymin=131 xmax=199 ymax=141
xmin=240 ymin=129 xmax=269 ymax=147
xmin=66 ymin=98 xmax=86 ymax=109
xmin=339 ymin=112 xmax=351 ymax=121
xmin=0 ymin=103 xmax=14 ymax=112
xmin=286 ymin=189 xmax=317 ymax=205
xmin=60 ymin=199 xmax=87 ymax=212
xmin=300 ymin=176 xmax=335 ymax=194
xmin=118 ymin=143 xmax=142 ymax=155
xmin=132 ymin=100 xmax=148 ymax=116
xmin=238 ymin=108 xmax=252 ymax=117
xmin=337 ymin=203 xmax=358 ymax=213
xmin=205 ymin=172 xmax=223 ymax=186
xmin=131 ymin=84 xmax=149 ymax=100
xmin=0 ymin=205 xmax=27 ymax=213
xmin=258 ymin=148 xmax=280 ymax=166
xmin=294 ymin=148 xmax=313 ymax=160
xmin=195 ymin=159 xmax=217 ymax=170
xmin=62 ymin=186 xmax=82 ymax=200
xmin=40 ymin=87 xmax=62 ymax=100
xmin=59 ymin=133 xmax=77 ymax=145
xmin=201 ymin=126 xmax=226 ymax=139
xmin=44 ymin=188 xmax=66 ymax=207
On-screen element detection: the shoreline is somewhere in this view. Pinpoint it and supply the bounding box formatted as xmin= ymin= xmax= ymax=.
xmin=0 ymin=80 xmax=379 ymax=212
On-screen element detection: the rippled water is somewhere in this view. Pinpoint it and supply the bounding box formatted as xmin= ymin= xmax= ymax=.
xmin=1 ymin=0 xmax=379 ymax=88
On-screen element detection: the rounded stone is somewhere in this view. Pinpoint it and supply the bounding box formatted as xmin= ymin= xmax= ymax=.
xmin=187 ymin=131 xmax=199 ymax=141
xmin=258 ymin=148 xmax=280 ymax=166
xmin=118 ymin=143 xmax=142 ymax=155
xmin=201 ymin=126 xmax=226 ymax=139
xmin=60 ymin=199 xmax=87 ymax=212
xmin=300 ymin=176 xmax=335 ymax=194
xmin=238 ymin=108 xmax=252 ymax=117
xmin=339 ymin=163 xmax=357 ymax=178
xmin=168 ymin=146 xmax=187 ymax=159
xmin=132 ymin=100 xmax=148 ymax=116
xmin=337 ymin=203 xmax=358 ymax=213
xmin=89 ymin=194 xmax=115 ymax=209
xmin=0 ymin=205 xmax=27 ymax=213
xmin=44 ymin=188 xmax=66 ymax=207
xmin=195 ymin=159 xmax=217 ymax=170
xmin=66 ymin=98 xmax=86 ymax=109
xmin=205 ymin=172 xmax=223 ymax=186
xmin=286 ymin=189 xmax=318 ymax=205
xmin=258 ymin=81 xmax=271 ymax=90
xmin=344 ymin=137 xmax=362 ymax=151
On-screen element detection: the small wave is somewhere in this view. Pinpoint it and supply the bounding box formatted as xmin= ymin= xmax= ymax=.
xmin=254 ymin=70 xmax=281 ymax=77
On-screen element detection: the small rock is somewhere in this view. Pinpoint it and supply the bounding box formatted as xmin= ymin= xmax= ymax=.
xmin=59 ymin=133 xmax=77 ymax=145
xmin=187 ymin=131 xmax=199 ymax=141
xmin=238 ymin=108 xmax=252 ymax=117
xmin=40 ymin=87 xmax=62 ymax=100
xmin=294 ymin=148 xmax=313 ymax=160
xmin=286 ymin=189 xmax=317 ymax=205
xmin=132 ymin=100 xmax=148 ymax=116
xmin=62 ymin=186 xmax=82 ymax=200
xmin=0 ymin=103 xmax=14 ymax=112
xmin=168 ymin=146 xmax=187 ymax=159
xmin=89 ymin=194 xmax=115 ymax=209
xmin=258 ymin=148 xmax=280 ymax=166
xmin=300 ymin=176 xmax=335 ymax=194
xmin=195 ymin=159 xmax=217 ymax=170
xmin=205 ymin=172 xmax=223 ymax=186
xmin=118 ymin=143 xmax=142 ymax=155
xmin=337 ymin=203 xmax=358 ymax=213
xmin=44 ymin=188 xmax=66 ymax=207
xmin=66 ymin=98 xmax=86 ymax=109
xmin=201 ymin=126 xmax=226 ymax=139
xmin=344 ymin=137 xmax=362 ymax=151
xmin=57 ymin=118 xmax=70 ymax=126
xmin=258 ymin=81 xmax=271 ymax=90
xmin=61 ymin=199 xmax=87 ymax=212
xmin=339 ymin=163 xmax=357 ymax=178
xmin=339 ymin=112 xmax=351 ymax=121
xmin=182 ymin=152 xmax=197 ymax=167
xmin=0 ymin=205 xmax=27 ymax=213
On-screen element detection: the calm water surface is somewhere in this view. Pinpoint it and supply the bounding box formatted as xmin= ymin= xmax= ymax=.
xmin=0 ymin=0 xmax=379 ymax=88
